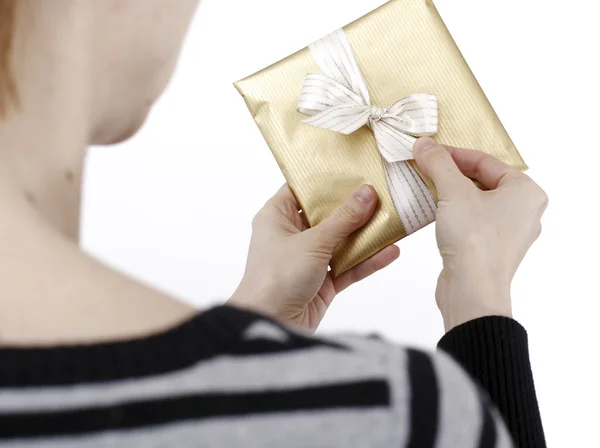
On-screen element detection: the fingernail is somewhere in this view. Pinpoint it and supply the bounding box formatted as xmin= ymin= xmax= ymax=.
xmin=413 ymin=137 xmax=437 ymax=154
xmin=354 ymin=185 xmax=373 ymax=204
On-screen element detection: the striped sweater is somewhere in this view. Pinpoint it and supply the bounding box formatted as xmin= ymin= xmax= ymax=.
xmin=0 ymin=306 xmax=544 ymax=447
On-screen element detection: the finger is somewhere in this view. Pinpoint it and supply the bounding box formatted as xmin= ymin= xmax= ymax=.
xmin=444 ymin=146 xmax=525 ymax=190
xmin=413 ymin=137 xmax=471 ymax=198
xmin=254 ymin=184 xmax=301 ymax=227
xmin=311 ymin=185 xmax=378 ymax=252
xmin=267 ymin=183 xmax=301 ymax=210
xmin=334 ymin=245 xmax=400 ymax=293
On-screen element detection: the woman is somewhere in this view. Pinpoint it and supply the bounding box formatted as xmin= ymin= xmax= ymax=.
xmin=0 ymin=1 xmax=546 ymax=447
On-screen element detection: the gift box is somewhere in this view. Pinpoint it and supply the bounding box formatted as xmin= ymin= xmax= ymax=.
xmin=235 ymin=0 xmax=526 ymax=276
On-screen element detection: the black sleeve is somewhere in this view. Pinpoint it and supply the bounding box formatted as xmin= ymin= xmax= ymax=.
xmin=438 ymin=316 xmax=546 ymax=448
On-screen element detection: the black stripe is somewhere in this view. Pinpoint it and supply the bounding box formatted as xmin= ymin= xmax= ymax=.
xmin=478 ymin=396 xmax=498 ymax=447
xmin=0 ymin=306 xmax=345 ymax=387
xmin=231 ymin=333 xmax=347 ymax=356
xmin=0 ymin=380 xmax=390 ymax=439
xmin=406 ymin=348 xmax=439 ymax=448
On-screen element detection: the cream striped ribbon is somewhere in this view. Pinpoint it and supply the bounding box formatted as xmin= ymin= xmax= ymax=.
xmin=297 ymin=29 xmax=437 ymax=234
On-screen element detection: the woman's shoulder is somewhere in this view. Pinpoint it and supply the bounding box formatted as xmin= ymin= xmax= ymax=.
xmin=0 ymin=305 xmax=511 ymax=447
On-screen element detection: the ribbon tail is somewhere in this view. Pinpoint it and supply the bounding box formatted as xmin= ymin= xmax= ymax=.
xmin=309 ymin=29 xmax=371 ymax=105
xmin=383 ymin=160 xmax=437 ymax=235
xmin=371 ymin=121 xmax=416 ymax=163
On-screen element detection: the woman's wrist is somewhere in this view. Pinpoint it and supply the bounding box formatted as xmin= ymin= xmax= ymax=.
xmin=441 ymin=298 xmax=512 ymax=332
xmin=437 ymin=268 xmax=512 ymax=332
xmin=227 ymin=282 xmax=274 ymax=316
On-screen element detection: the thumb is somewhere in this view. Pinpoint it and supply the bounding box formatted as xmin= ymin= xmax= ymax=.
xmin=311 ymin=185 xmax=378 ymax=253
xmin=413 ymin=137 xmax=470 ymax=198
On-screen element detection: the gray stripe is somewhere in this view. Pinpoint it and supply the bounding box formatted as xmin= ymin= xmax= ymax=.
xmin=0 ymin=409 xmax=395 ymax=448
xmin=433 ymin=351 xmax=483 ymax=448
xmin=243 ymin=321 xmax=289 ymax=342
xmin=0 ymin=346 xmax=394 ymax=412
xmin=493 ymin=408 xmax=514 ymax=448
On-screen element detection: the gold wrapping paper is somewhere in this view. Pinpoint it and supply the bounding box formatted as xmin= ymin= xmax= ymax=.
xmin=235 ymin=0 xmax=527 ymax=276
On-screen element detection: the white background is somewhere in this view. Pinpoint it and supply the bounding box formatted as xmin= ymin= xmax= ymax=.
xmin=82 ymin=1 xmax=599 ymax=446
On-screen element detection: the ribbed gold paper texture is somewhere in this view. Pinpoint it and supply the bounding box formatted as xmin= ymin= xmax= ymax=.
xmin=235 ymin=0 xmax=526 ymax=276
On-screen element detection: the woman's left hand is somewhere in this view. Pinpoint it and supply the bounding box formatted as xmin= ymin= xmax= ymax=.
xmin=228 ymin=184 xmax=400 ymax=332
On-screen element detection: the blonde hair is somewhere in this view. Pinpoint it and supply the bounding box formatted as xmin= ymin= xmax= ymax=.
xmin=0 ymin=0 xmax=18 ymax=117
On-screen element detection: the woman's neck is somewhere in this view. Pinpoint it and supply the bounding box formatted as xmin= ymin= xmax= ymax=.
xmin=0 ymin=122 xmax=197 ymax=347
xmin=0 ymin=2 xmax=93 ymax=239
xmin=0 ymin=124 xmax=86 ymax=241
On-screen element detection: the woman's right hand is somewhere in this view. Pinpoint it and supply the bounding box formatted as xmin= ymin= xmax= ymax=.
xmin=413 ymin=137 xmax=548 ymax=332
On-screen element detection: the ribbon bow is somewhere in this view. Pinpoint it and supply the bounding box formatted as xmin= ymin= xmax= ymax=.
xmin=297 ymin=29 xmax=438 ymax=163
